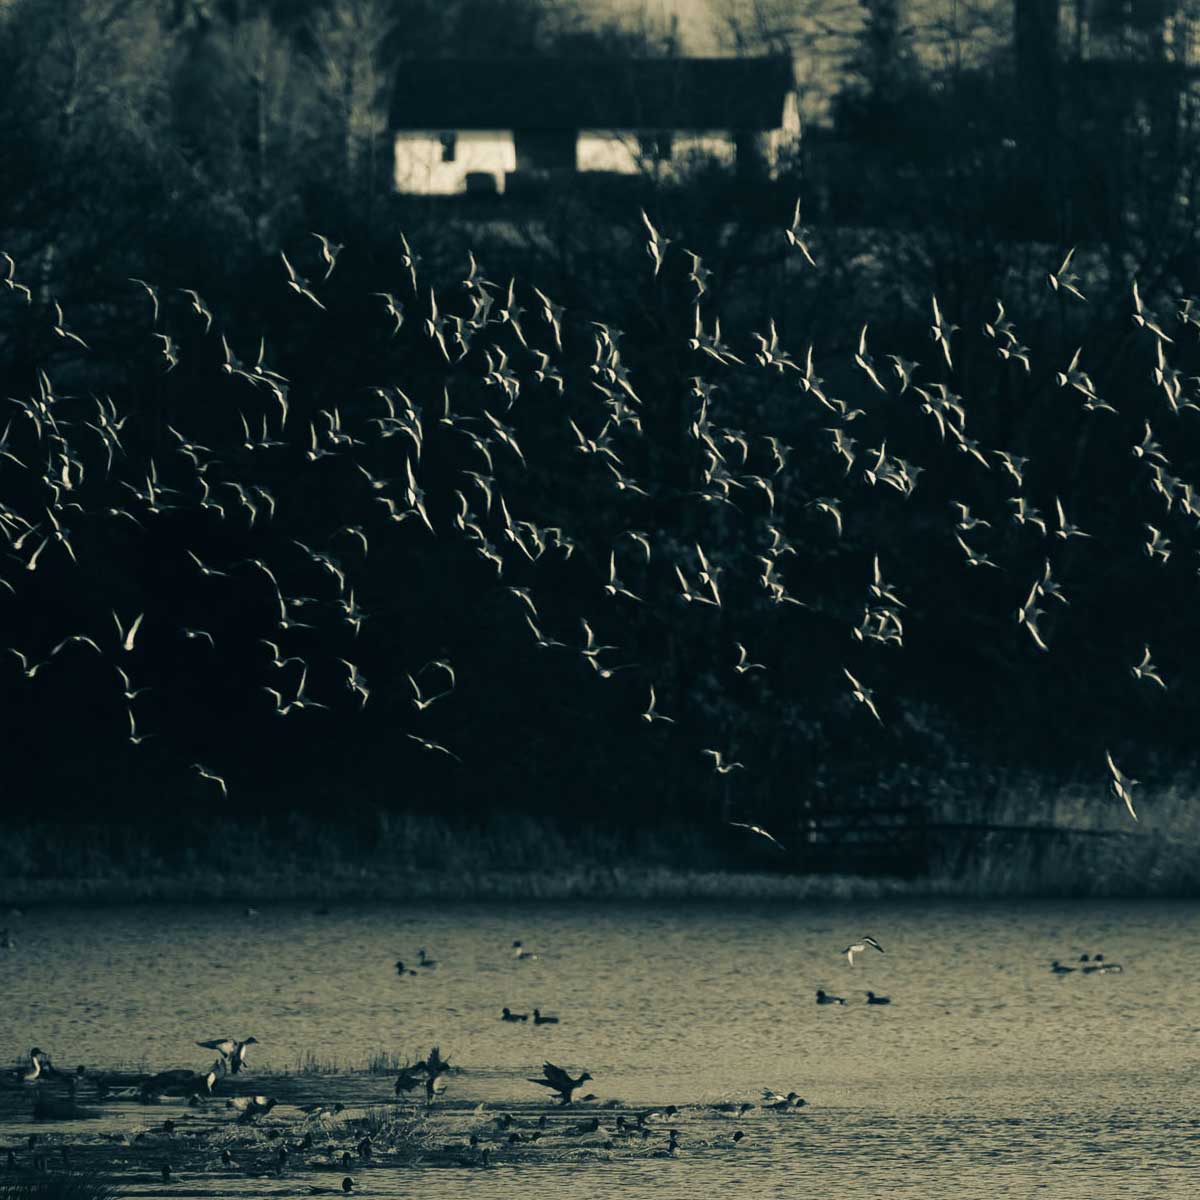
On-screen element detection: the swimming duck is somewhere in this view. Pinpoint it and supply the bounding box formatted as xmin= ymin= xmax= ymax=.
xmin=417 ymin=948 xmax=438 ymax=969
xmin=512 ymin=940 xmax=540 ymax=960
xmin=651 ymin=1130 xmax=681 ymax=1157
xmin=865 ymin=991 xmax=891 ymax=1004
xmin=762 ymin=1090 xmax=801 ymax=1110
xmin=533 ymin=1009 xmax=559 ymax=1024
xmin=527 ymin=1061 xmax=593 ymax=1105
xmin=395 ymin=961 xmax=417 ymax=976
xmin=1050 ymin=960 xmax=1076 ymax=974
xmin=196 ymin=1036 xmax=258 ymax=1074
xmin=307 ymin=1181 xmax=354 ymax=1195
xmin=816 ymin=990 xmax=847 ymax=1005
xmin=502 ymin=1008 xmax=529 ymax=1022
xmin=1083 ymin=960 xmax=1124 ymax=975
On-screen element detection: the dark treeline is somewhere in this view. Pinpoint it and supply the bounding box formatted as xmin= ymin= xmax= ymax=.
xmin=2 ymin=0 xmax=1200 ymax=862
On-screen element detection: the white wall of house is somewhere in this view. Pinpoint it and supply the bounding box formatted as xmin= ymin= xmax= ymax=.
xmin=394 ymin=110 xmax=799 ymax=193
xmin=577 ymin=129 xmax=736 ymax=176
xmin=393 ymin=130 xmax=515 ymax=195
xmin=765 ymin=91 xmax=803 ymax=165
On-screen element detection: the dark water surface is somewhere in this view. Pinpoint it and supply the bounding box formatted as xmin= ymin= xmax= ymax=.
xmin=2 ymin=899 xmax=1198 ymax=1197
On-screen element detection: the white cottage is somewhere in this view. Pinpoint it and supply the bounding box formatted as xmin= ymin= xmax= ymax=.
xmin=390 ymin=56 xmax=799 ymax=195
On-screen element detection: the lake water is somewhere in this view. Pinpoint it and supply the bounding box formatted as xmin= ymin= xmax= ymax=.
xmin=2 ymin=899 xmax=1199 ymax=1198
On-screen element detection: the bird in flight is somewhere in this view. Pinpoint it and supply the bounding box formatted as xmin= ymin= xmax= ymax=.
xmin=641 ymin=685 xmax=674 ymax=724
xmin=929 ymin=294 xmax=958 ymax=368
xmin=733 ymin=642 xmax=766 ymax=674
xmin=843 ymin=936 xmax=884 ymax=966
xmin=702 ymin=749 xmax=745 ymax=774
xmin=728 ymin=822 xmax=785 ymax=851
xmin=192 ymin=763 xmax=228 ymax=798
xmin=1130 ymin=645 xmax=1166 ymax=689
xmin=112 ymin=610 xmax=144 ymax=653
xmin=843 ymin=668 xmax=882 ymax=724
xmin=51 ymin=301 xmax=88 ymax=349
xmin=406 ymin=735 xmax=461 ymax=763
xmin=310 ymin=233 xmax=343 ymax=281
xmin=1105 ymin=751 xmax=1138 ymax=821
xmin=129 ymin=278 xmax=160 ymax=324
xmin=178 ymin=288 xmax=213 ymax=333
xmin=784 ymin=197 xmax=817 ymax=266
xmin=281 ymin=251 xmax=326 ymax=310
xmin=1048 ymin=247 xmax=1087 ymax=302
xmin=527 ymin=1061 xmax=593 ymax=1106
xmin=640 ymin=209 xmax=671 ymax=278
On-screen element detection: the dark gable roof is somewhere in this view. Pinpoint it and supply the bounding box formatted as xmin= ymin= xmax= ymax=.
xmin=391 ymin=57 xmax=795 ymax=132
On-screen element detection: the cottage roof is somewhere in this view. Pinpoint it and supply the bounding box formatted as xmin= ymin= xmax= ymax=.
xmin=390 ymin=57 xmax=795 ymax=132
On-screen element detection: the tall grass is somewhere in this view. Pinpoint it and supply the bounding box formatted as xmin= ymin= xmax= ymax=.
xmin=3 ymin=781 xmax=1200 ymax=900
xmin=0 ymin=1178 xmax=121 ymax=1200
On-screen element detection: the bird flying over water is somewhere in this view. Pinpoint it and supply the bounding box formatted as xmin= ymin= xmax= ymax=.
xmin=527 ymin=1062 xmax=592 ymax=1105
xmin=843 ymin=936 xmax=884 ymax=966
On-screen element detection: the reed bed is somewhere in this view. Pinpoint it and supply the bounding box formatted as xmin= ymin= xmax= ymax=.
xmin=0 ymin=1178 xmax=122 ymax=1200
xmin=2 ymin=789 xmax=1200 ymax=900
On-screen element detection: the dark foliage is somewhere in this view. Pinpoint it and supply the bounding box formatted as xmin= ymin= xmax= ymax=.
xmin=1 ymin=1 xmax=1198 ymax=862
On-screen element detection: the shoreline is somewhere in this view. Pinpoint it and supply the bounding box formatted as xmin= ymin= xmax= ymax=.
xmin=5 ymin=802 xmax=1199 ymax=905
xmin=4 ymin=863 xmax=1199 ymax=906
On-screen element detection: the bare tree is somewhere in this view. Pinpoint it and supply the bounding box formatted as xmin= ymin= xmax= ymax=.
xmin=309 ymin=0 xmax=397 ymax=212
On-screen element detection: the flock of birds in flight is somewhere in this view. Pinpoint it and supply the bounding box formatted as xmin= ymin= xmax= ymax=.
xmin=0 ymin=219 xmax=1193 ymax=842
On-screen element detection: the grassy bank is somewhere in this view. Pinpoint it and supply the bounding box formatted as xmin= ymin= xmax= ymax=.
xmin=2 ymin=775 xmax=1199 ymax=904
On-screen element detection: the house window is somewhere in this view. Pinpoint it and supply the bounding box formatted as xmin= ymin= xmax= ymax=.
xmin=639 ymin=132 xmax=674 ymax=162
xmin=439 ymin=132 xmax=457 ymax=163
